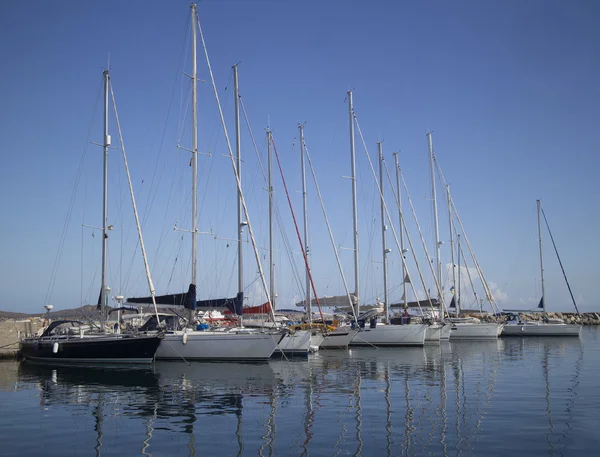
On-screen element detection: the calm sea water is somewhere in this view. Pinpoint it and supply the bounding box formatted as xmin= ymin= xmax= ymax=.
xmin=1 ymin=328 xmax=599 ymax=457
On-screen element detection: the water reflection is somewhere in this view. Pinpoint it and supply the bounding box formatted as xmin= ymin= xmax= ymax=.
xmin=4 ymin=334 xmax=592 ymax=457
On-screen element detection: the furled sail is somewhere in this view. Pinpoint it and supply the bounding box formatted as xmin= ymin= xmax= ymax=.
xmin=223 ymin=300 xmax=271 ymax=316
xmin=127 ymin=284 xmax=197 ymax=310
xmin=389 ymin=298 xmax=441 ymax=309
xmin=196 ymin=292 xmax=244 ymax=316
xmin=294 ymin=294 xmax=358 ymax=308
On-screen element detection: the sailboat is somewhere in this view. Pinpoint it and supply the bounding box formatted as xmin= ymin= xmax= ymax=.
xmin=345 ymin=92 xmax=428 ymax=347
xmin=19 ymin=69 xmax=162 ymax=364
xmin=390 ymin=149 xmax=445 ymax=343
xmin=126 ymin=4 xmax=283 ymax=360
xmin=240 ymin=129 xmax=312 ymax=357
xmin=502 ymin=200 xmax=581 ymax=337
xmin=426 ymin=132 xmax=501 ymax=340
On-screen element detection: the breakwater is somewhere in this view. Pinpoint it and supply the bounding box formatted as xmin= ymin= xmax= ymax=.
xmin=0 ymin=318 xmax=43 ymax=358
xmin=465 ymin=311 xmax=600 ymax=325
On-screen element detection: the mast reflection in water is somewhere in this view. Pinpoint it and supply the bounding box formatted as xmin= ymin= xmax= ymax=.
xmin=3 ymin=329 xmax=599 ymax=456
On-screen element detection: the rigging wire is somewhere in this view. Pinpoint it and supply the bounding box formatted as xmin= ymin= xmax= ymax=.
xmin=541 ymin=207 xmax=580 ymax=315
xmin=269 ymin=134 xmax=325 ymax=323
xmin=44 ymin=80 xmax=103 ymax=307
xmin=353 ymin=113 xmax=436 ymax=316
xmin=195 ymin=9 xmax=276 ymax=322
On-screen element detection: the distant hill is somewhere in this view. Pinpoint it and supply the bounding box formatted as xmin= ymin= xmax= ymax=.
xmin=0 ymin=305 xmax=102 ymax=320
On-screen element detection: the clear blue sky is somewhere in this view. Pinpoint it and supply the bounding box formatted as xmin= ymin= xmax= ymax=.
xmin=1 ymin=0 xmax=598 ymax=314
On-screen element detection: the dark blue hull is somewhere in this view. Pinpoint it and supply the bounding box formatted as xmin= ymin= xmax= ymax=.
xmin=19 ymin=334 xmax=162 ymax=364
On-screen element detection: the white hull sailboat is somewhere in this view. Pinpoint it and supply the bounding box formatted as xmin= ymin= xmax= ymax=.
xmin=501 ymin=200 xmax=581 ymax=337
xmin=319 ymin=328 xmax=359 ymax=349
xmin=273 ymin=330 xmax=312 ymax=356
xmin=448 ymin=319 xmax=502 ymax=340
xmin=502 ymin=321 xmax=581 ymax=337
xmin=349 ymin=323 xmax=428 ymax=347
xmin=155 ymin=330 xmax=282 ymax=361
xmin=425 ymin=322 xmax=443 ymax=343
xmin=129 ymin=5 xmax=285 ymax=360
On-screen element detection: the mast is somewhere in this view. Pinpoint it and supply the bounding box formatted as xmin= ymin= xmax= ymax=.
xmin=378 ymin=142 xmax=389 ymax=321
xmin=100 ymin=69 xmax=110 ymax=329
xmin=190 ymin=3 xmax=199 ymax=317
xmin=427 ymin=132 xmax=442 ymax=305
xmin=393 ymin=152 xmax=408 ymax=312
xmin=457 ymin=234 xmax=461 ymax=314
xmin=233 ymin=64 xmax=243 ymax=296
xmin=537 ymin=199 xmax=546 ymax=318
xmin=299 ymin=124 xmax=311 ymax=323
xmin=348 ymin=90 xmax=360 ymax=316
xmin=189 ymin=3 xmax=198 ymax=321
xmin=268 ymin=129 xmax=275 ymax=311
xmin=447 ymin=184 xmax=457 ymax=310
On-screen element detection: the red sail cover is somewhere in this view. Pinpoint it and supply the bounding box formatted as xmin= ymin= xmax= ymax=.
xmin=223 ymin=301 xmax=272 ymax=315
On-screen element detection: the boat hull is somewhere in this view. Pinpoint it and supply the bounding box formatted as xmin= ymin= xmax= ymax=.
xmin=349 ymin=324 xmax=427 ymax=347
xmin=449 ymin=323 xmax=501 ymax=340
xmin=155 ymin=330 xmax=282 ymax=361
xmin=319 ymin=329 xmax=358 ymax=349
xmin=425 ymin=323 xmax=443 ymax=343
xmin=309 ymin=332 xmax=324 ymax=351
xmin=19 ymin=334 xmax=162 ymax=364
xmin=501 ymin=323 xmax=581 ymax=337
xmin=440 ymin=323 xmax=452 ymax=340
xmin=273 ymin=330 xmax=312 ymax=357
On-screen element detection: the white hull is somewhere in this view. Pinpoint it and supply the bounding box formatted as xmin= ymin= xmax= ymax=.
xmin=449 ymin=323 xmax=501 ymax=340
xmin=502 ymin=323 xmax=581 ymax=337
xmin=310 ymin=333 xmax=324 ymax=351
xmin=349 ymin=324 xmax=427 ymax=347
xmin=425 ymin=323 xmax=442 ymax=343
xmin=274 ymin=330 xmax=312 ymax=356
xmin=156 ymin=330 xmax=281 ymax=361
xmin=440 ymin=324 xmax=452 ymax=340
xmin=320 ymin=328 xmax=358 ymax=349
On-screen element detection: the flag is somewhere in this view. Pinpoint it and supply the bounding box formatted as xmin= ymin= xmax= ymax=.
xmin=450 ymin=286 xmax=455 ymax=295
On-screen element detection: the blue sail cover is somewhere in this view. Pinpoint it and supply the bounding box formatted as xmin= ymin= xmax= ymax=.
xmin=127 ymin=286 xmax=243 ymax=314
xmin=127 ymin=284 xmax=197 ymax=310
xmin=538 ymin=297 xmax=544 ymax=309
xmin=196 ymin=292 xmax=244 ymax=316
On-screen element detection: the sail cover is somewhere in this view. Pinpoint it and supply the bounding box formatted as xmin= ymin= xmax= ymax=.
xmin=390 ymin=298 xmax=441 ymax=308
xmin=196 ymin=292 xmax=244 ymax=316
xmin=223 ymin=300 xmax=270 ymax=315
xmin=127 ymin=283 xmax=197 ymax=310
xmin=295 ymin=294 xmax=357 ymax=308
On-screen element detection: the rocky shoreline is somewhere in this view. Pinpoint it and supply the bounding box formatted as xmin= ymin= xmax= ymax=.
xmin=466 ymin=312 xmax=600 ymax=325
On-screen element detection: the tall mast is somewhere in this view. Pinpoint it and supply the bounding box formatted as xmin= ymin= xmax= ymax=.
xmin=378 ymin=142 xmax=389 ymax=321
xmin=348 ymin=90 xmax=360 ymax=316
xmin=190 ymin=3 xmax=198 ymax=302
xmin=233 ymin=64 xmax=243 ymax=295
xmin=457 ymin=234 xmax=461 ymax=314
xmin=299 ymin=124 xmax=311 ymax=323
xmin=268 ymin=129 xmax=275 ymax=311
xmin=427 ymin=132 xmax=442 ymax=304
xmin=100 ymin=69 xmax=110 ymax=328
xmin=447 ymin=184 xmax=456 ymax=309
xmin=537 ymin=199 xmax=546 ymax=318
xmin=393 ymin=152 xmax=407 ymax=312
